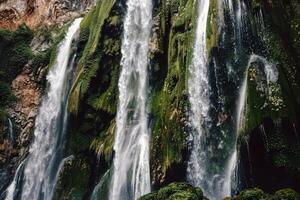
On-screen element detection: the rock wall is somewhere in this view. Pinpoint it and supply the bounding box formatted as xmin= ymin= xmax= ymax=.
xmin=1 ymin=0 xmax=300 ymax=198
xmin=0 ymin=1 xmax=93 ymax=193
xmin=0 ymin=0 xmax=95 ymax=29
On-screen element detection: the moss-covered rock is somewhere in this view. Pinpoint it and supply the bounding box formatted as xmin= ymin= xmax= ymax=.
xmin=54 ymin=0 xmax=125 ymax=197
xmin=53 ymin=156 xmax=91 ymax=200
xmin=226 ymin=187 xmax=300 ymax=200
xmin=272 ymin=189 xmax=300 ymax=200
xmin=68 ymin=0 xmax=117 ymax=114
xmin=150 ymin=0 xmax=197 ymax=186
xmin=237 ymin=0 xmax=300 ymax=194
xmin=235 ymin=188 xmax=268 ymax=200
xmin=139 ymin=182 xmax=205 ymax=200
xmin=140 ymin=183 xmax=300 ymax=200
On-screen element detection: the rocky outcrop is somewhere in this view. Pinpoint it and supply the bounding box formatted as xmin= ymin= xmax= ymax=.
xmin=8 ymin=63 xmax=44 ymax=150
xmin=139 ymin=183 xmax=300 ymax=200
xmin=0 ymin=66 xmax=41 ymax=163
xmin=139 ymin=182 xmax=205 ymax=200
xmin=0 ymin=0 xmax=95 ymax=30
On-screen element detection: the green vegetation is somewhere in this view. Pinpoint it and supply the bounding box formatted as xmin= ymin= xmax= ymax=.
xmin=65 ymin=0 xmax=122 ymax=159
xmin=150 ymin=0 xmax=197 ymax=184
xmin=228 ymin=188 xmax=300 ymax=200
xmin=0 ymin=25 xmax=33 ymax=121
xmin=140 ymin=184 xmax=300 ymax=200
xmin=139 ymin=183 xmax=205 ymax=200
xmin=55 ymin=1 xmax=123 ymax=196
xmin=0 ymin=21 xmax=69 ymax=123
xmin=238 ymin=0 xmax=300 ymax=174
xmin=53 ymin=156 xmax=91 ymax=200
xmin=0 ymin=25 xmax=33 ymax=81
xmin=68 ymin=0 xmax=117 ymax=114
xmin=206 ymin=0 xmax=219 ymax=54
xmin=31 ymin=24 xmax=68 ymax=74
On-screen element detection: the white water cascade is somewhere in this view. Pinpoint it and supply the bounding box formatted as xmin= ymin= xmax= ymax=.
xmin=220 ymin=64 xmax=249 ymax=198
xmin=109 ymin=0 xmax=152 ymax=200
xmin=187 ymin=0 xmax=213 ymax=198
xmin=5 ymin=159 xmax=26 ymax=200
xmin=5 ymin=18 xmax=82 ymax=200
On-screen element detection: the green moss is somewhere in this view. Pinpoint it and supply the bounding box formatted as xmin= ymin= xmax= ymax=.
xmin=53 ymin=156 xmax=91 ymax=200
xmin=68 ymin=0 xmax=116 ymax=113
xmin=139 ymin=183 xmax=204 ymax=200
xmin=235 ymin=188 xmax=269 ymax=200
xmin=86 ymin=59 xmax=119 ymax=114
xmin=272 ymin=189 xmax=300 ymax=200
xmin=0 ymin=24 xmax=33 ymax=82
xmin=241 ymin=61 xmax=285 ymax=135
xmin=61 ymin=4 xmax=124 ymax=195
xmin=67 ymin=130 xmax=93 ymax=155
xmin=0 ymin=24 xmax=33 ymax=121
xmin=243 ymin=67 xmax=268 ymax=133
xmin=206 ymin=0 xmax=219 ymax=54
xmin=231 ymin=188 xmax=300 ymax=200
xmin=0 ymin=81 xmax=15 ymax=107
xmin=150 ymin=0 xmax=197 ymax=183
xmin=90 ymin=120 xmax=115 ymax=160
xmin=140 ymin=183 xmax=300 ymax=200
xmin=238 ymin=1 xmax=300 ymax=179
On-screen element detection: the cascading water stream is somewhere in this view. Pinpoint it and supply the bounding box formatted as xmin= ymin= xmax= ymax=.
xmin=187 ymin=0 xmax=212 ymax=197
xmin=231 ymin=54 xmax=278 ymax=194
xmin=7 ymin=118 xmax=14 ymax=141
xmin=187 ymin=0 xmax=250 ymax=199
xmin=215 ymin=0 xmax=245 ymax=197
xmin=5 ymin=159 xmax=26 ymax=200
xmin=221 ymin=60 xmax=249 ymax=197
xmin=109 ymin=0 xmax=152 ymax=200
xmin=5 ymin=18 xmax=82 ymax=200
xmin=237 ymin=54 xmax=278 ymax=133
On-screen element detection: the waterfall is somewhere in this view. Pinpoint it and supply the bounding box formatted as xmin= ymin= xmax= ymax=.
xmin=5 ymin=159 xmax=26 ymax=200
xmin=187 ymin=0 xmax=212 ymax=198
xmin=109 ymin=0 xmax=152 ymax=200
xmin=5 ymin=18 xmax=82 ymax=200
xmin=231 ymin=54 xmax=278 ymax=194
xmin=90 ymin=170 xmax=110 ymax=200
xmin=221 ymin=64 xmax=249 ymax=197
xmin=7 ymin=118 xmax=14 ymax=141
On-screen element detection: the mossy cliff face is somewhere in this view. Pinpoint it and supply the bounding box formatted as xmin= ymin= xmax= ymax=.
xmin=55 ymin=0 xmax=300 ymax=196
xmin=236 ymin=0 xmax=300 ymax=194
xmin=56 ymin=0 xmax=199 ymax=194
xmin=53 ymin=0 xmax=123 ymax=198
xmin=149 ymin=0 xmax=197 ymax=186
xmin=1 ymin=0 xmax=300 ymax=198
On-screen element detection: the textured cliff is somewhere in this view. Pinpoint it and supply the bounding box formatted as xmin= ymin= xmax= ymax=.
xmin=0 ymin=0 xmax=95 ymax=29
xmin=0 ymin=0 xmax=94 ymax=197
xmin=237 ymin=0 xmax=300 ymax=193
xmin=0 ymin=0 xmax=300 ymax=199
xmin=53 ymin=0 xmax=300 ymax=197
